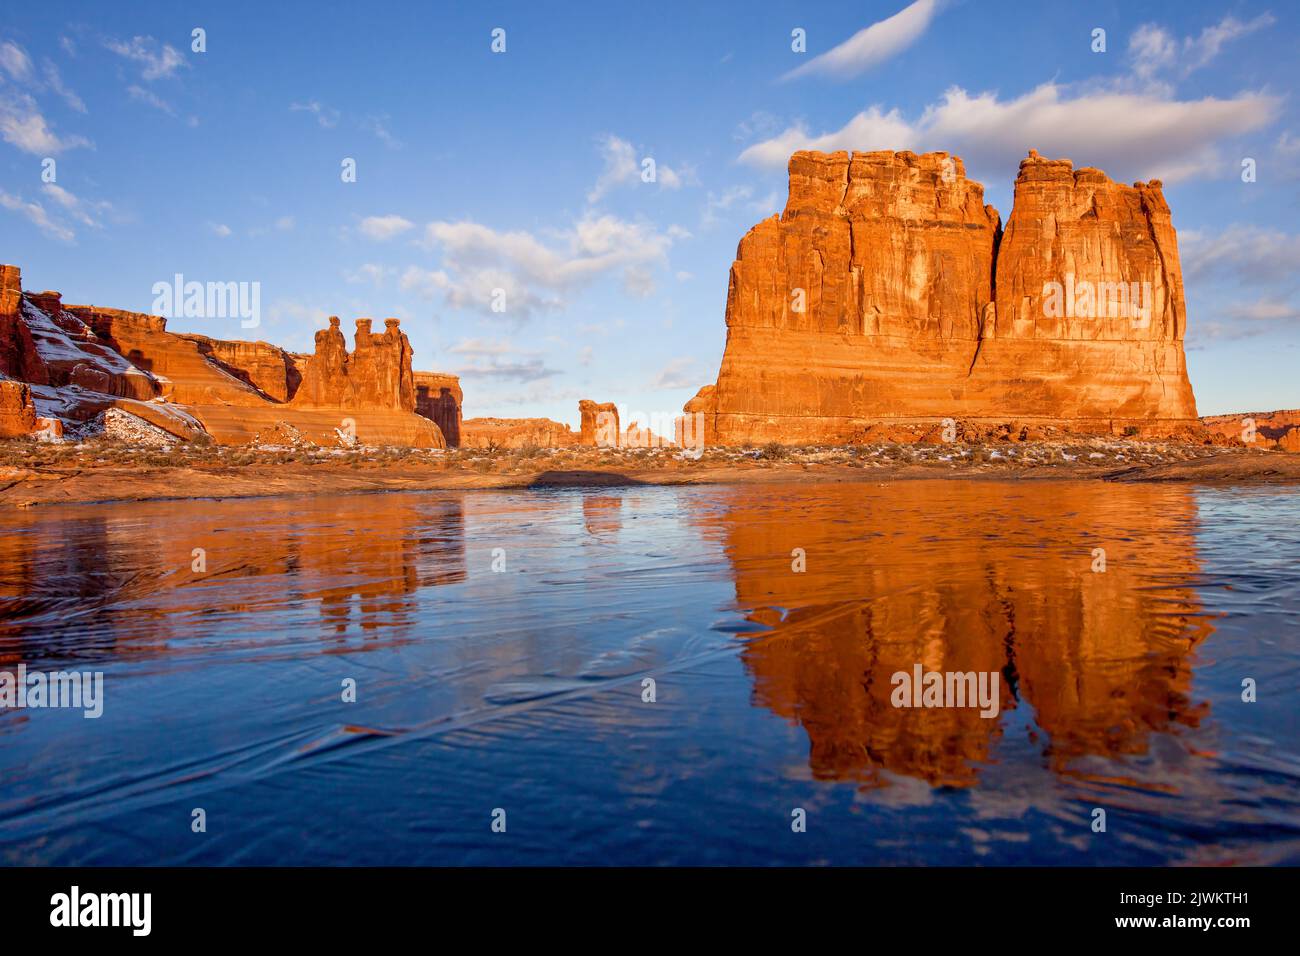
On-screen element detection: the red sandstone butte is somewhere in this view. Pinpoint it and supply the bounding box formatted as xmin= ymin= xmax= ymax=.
xmin=578 ymin=400 xmax=620 ymax=446
xmin=686 ymin=149 xmax=1200 ymax=445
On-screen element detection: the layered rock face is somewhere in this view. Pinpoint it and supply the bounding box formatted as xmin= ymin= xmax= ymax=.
xmin=69 ymin=305 xmax=269 ymax=407
xmin=181 ymin=334 xmax=302 ymax=402
xmin=1202 ymin=409 xmax=1300 ymax=452
xmin=974 ymin=151 xmax=1196 ymax=422
xmin=461 ymin=417 xmax=577 ymax=449
xmin=0 ymin=380 xmax=37 ymax=438
xmin=688 ymin=149 xmax=1199 ymax=445
xmin=414 ymin=372 xmax=462 ymax=447
xmin=1 ymin=266 xmax=451 ymax=447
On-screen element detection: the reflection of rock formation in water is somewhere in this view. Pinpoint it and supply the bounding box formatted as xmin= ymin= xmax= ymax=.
xmin=582 ymin=495 xmax=623 ymax=537
xmin=0 ymin=494 xmax=467 ymax=650
xmin=707 ymin=483 xmax=1212 ymax=787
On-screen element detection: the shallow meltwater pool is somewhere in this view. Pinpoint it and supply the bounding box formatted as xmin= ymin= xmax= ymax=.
xmin=0 ymin=480 xmax=1297 ymax=865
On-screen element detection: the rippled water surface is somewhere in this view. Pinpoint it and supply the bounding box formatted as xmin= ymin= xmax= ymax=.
xmin=1 ymin=480 xmax=1297 ymax=865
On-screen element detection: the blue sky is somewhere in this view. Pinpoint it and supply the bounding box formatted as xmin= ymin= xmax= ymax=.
xmin=1 ymin=0 xmax=1297 ymax=422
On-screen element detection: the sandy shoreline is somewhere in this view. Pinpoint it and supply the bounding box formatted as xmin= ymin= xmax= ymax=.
xmin=2 ymin=439 xmax=1298 ymax=509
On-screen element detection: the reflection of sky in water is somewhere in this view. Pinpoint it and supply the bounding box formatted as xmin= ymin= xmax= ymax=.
xmin=0 ymin=482 xmax=1297 ymax=865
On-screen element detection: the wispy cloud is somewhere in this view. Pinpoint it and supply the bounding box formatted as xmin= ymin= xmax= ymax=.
xmin=290 ymin=100 xmax=340 ymax=128
xmin=0 ymin=88 xmax=92 ymax=154
xmin=739 ymin=84 xmax=1278 ymax=184
xmin=42 ymin=60 xmax=86 ymax=112
xmin=361 ymin=113 xmax=400 ymax=148
xmin=127 ymin=84 xmax=175 ymax=115
xmin=782 ymin=0 xmax=943 ymax=82
xmin=446 ymin=339 xmax=561 ymax=382
xmin=649 ymin=356 xmax=698 ymax=389
xmin=0 ymin=40 xmax=34 ymax=82
xmin=747 ymin=14 xmax=1279 ymax=184
xmin=0 ymin=189 xmax=75 ymax=241
xmin=1130 ymin=13 xmax=1276 ymax=83
xmin=104 ymin=35 xmax=187 ymax=81
xmin=359 ymin=214 xmax=415 ymax=240
xmin=588 ymin=134 xmax=685 ymax=203
xmin=405 ymin=214 xmax=677 ymax=318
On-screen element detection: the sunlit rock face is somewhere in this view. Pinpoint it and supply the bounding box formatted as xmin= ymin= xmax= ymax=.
xmin=579 ymin=400 xmax=620 ymax=446
xmin=700 ymin=482 xmax=1211 ymax=788
xmin=687 ymin=149 xmax=1198 ymax=445
xmin=974 ymin=150 xmax=1197 ymax=422
xmin=2 ymin=269 xmax=450 ymax=448
xmin=461 ymin=417 xmax=578 ymax=449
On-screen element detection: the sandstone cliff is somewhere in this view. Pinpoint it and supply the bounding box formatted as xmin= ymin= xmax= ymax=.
xmin=1202 ymin=409 xmax=1300 ymax=452
xmin=461 ymin=417 xmax=577 ymax=449
xmin=687 ymin=149 xmax=1199 ymax=444
xmin=1 ymin=266 xmax=452 ymax=448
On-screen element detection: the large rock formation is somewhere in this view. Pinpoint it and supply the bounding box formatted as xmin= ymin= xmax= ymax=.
xmin=68 ymin=305 xmax=270 ymax=407
xmin=0 ymin=265 xmax=453 ymax=447
xmin=293 ymin=316 xmax=417 ymax=412
xmin=1202 ymin=409 xmax=1300 ymax=452
xmin=687 ymin=149 xmax=1199 ymax=445
xmin=414 ymin=372 xmax=462 ymax=447
xmin=578 ymin=400 xmax=620 ymax=446
xmin=461 ymin=417 xmax=578 ymax=449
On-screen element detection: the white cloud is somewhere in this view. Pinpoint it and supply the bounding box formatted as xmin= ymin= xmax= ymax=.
xmin=746 ymin=13 xmax=1280 ymax=184
xmin=0 ymin=89 xmax=91 ymax=154
xmin=41 ymin=183 xmax=109 ymax=228
xmin=361 ymin=114 xmax=400 ymax=148
xmin=290 ymin=100 xmax=340 ymax=128
xmin=738 ymin=106 xmax=917 ymax=168
xmin=359 ymin=214 xmax=415 ymax=240
xmin=1181 ymin=226 xmax=1300 ymax=284
xmin=410 ymin=213 xmax=676 ymax=317
xmin=127 ymin=84 xmax=175 ymax=115
xmin=1129 ymin=15 xmax=1273 ymax=89
xmin=211 ymin=222 xmax=232 ymax=237
xmin=447 ymin=339 xmax=560 ymax=382
xmin=104 ymin=36 xmax=187 ymax=81
xmin=43 ymin=60 xmax=86 ymax=112
xmin=587 ymin=134 xmax=684 ymax=203
xmin=344 ymin=263 xmax=393 ymax=286
xmin=0 ymin=189 xmax=74 ymax=241
xmin=783 ymin=0 xmax=943 ymax=82
xmin=448 ymin=339 xmax=514 ymax=357
xmin=739 ymin=83 xmax=1279 ymax=184
xmin=649 ymin=356 xmax=698 ymax=389
xmin=0 ymin=40 xmax=34 ymax=82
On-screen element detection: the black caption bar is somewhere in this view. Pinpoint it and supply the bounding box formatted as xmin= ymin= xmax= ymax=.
xmin=0 ymin=866 xmax=1281 ymax=942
